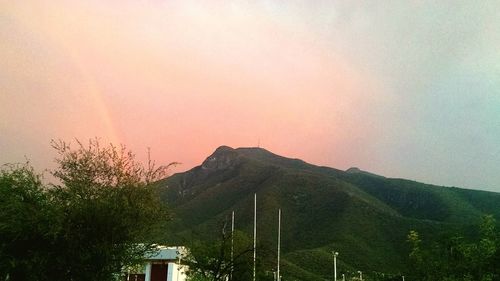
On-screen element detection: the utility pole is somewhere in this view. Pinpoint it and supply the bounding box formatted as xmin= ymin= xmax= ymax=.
xmin=253 ymin=194 xmax=257 ymax=281
xmin=277 ymin=209 xmax=281 ymax=281
xmin=230 ymin=211 xmax=235 ymax=281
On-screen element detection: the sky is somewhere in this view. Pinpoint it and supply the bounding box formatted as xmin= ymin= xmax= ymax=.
xmin=1 ymin=1 xmax=499 ymax=192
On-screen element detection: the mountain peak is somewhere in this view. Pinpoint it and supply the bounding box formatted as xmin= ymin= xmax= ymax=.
xmin=201 ymin=146 xmax=240 ymax=171
xmin=213 ymin=145 xmax=234 ymax=153
xmin=346 ymin=167 xmax=362 ymax=173
xmin=199 ymin=145 xmax=336 ymax=174
xmin=200 ymin=146 xmax=285 ymax=172
xmin=346 ymin=167 xmax=384 ymax=178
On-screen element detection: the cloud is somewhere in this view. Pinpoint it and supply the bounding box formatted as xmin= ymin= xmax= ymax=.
xmin=1 ymin=0 xmax=499 ymax=191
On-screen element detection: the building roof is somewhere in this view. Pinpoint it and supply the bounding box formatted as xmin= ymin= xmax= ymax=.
xmin=145 ymin=246 xmax=187 ymax=261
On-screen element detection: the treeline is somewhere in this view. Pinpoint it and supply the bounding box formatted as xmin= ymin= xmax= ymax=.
xmin=0 ymin=140 xmax=171 ymax=281
xmin=407 ymin=215 xmax=500 ymax=281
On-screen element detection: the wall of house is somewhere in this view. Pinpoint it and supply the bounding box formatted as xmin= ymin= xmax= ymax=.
xmin=140 ymin=261 xmax=187 ymax=281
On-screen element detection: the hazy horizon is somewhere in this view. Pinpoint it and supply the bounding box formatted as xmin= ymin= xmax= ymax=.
xmin=1 ymin=1 xmax=499 ymax=192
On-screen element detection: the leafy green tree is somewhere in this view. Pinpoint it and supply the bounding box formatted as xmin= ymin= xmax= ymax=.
xmin=406 ymin=215 xmax=499 ymax=281
xmin=184 ymin=218 xmax=254 ymax=281
xmin=0 ymin=139 xmax=174 ymax=281
xmin=0 ymin=164 xmax=62 ymax=281
xmin=407 ymin=230 xmax=422 ymax=264
xmin=49 ymin=139 xmax=173 ymax=280
xmin=458 ymin=215 xmax=497 ymax=281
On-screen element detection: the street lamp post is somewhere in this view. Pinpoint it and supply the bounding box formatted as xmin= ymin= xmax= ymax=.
xmin=342 ymin=273 xmax=345 ymax=281
xmin=332 ymin=251 xmax=339 ymax=281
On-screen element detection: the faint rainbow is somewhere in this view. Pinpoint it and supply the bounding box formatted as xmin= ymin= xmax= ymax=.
xmin=62 ymin=47 xmax=122 ymax=145
xmin=8 ymin=13 xmax=121 ymax=145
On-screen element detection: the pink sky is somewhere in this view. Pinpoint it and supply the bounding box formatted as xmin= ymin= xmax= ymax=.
xmin=2 ymin=1 xmax=500 ymax=191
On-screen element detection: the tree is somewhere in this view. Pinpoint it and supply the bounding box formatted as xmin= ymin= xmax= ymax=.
xmin=0 ymin=139 xmax=175 ymax=281
xmin=406 ymin=215 xmax=499 ymax=281
xmin=459 ymin=215 xmax=497 ymax=281
xmin=0 ymin=163 xmax=62 ymax=281
xmin=49 ymin=139 xmax=174 ymax=281
xmin=407 ymin=230 xmax=422 ymax=265
xmin=184 ymin=218 xmax=254 ymax=281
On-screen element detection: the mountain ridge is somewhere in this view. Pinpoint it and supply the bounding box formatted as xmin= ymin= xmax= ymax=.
xmin=157 ymin=146 xmax=500 ymax=281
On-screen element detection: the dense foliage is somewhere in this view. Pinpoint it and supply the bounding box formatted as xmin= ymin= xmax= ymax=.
xmin=407 ymin=215 xmax=499 ymax=281
xmin=0 ymin=140 xmax=172 ymax=281
xmin=0 ymin=164 xmax=61 ymax=280
xmin=184 ymin=224 xmax=254 ymax=281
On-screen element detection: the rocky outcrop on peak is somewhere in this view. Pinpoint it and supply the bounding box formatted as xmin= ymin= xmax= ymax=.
xmin=201 ymin=146 xmax=241 ymax=171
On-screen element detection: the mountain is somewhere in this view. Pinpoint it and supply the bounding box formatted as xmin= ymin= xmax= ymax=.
xmin=156 ymin=146 xmax=500 ymax=281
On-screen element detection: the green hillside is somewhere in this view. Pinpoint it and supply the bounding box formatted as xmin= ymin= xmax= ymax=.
xmin=156 ymin=146 xmax=500 ymax=281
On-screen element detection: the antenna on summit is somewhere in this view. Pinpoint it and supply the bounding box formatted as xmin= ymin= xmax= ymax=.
xmin=257 ymin=138 xmax=260 ymax=148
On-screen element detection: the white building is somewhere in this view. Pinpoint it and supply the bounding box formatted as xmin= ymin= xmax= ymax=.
xmin=125 ymin=246 xmax=188 ymax=281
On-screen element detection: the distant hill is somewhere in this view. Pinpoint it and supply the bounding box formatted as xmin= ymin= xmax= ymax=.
xmin=156 ymin=146 xmax=500 ymax=281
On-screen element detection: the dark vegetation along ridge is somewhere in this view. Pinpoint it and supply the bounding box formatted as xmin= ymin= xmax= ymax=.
xmin=157 ymin=146 xmax=500 ymax=281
